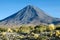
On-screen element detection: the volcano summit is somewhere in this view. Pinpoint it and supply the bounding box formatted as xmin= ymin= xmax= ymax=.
xmin=0 ymin=5 xmax=60 ymax=26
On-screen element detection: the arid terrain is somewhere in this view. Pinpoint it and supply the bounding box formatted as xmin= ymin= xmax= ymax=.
xmin=0 ymin=24 xmax=60 ymax=40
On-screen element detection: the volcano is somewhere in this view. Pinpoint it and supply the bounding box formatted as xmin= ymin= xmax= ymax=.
xmin=0 ymin=5 xmax=60 ymax=26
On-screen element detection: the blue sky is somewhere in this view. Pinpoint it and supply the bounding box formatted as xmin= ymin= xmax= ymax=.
xmin=0 ymin=0 xmax=60 ymax=20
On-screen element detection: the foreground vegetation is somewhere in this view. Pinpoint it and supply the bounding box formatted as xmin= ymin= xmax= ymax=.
xmin=0 ymin=24 xmax=60 ymax=40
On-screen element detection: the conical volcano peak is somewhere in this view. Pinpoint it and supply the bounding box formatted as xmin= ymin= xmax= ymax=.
xmin=26 ymin=5 xmax=34 ymax=8
xmin=25 ymin=5 xmax=45 ymax=14
xmin=25 ymin=5 xmax=37 ymax=10
xmin=0 ymin=5 xmax=60 ymax=26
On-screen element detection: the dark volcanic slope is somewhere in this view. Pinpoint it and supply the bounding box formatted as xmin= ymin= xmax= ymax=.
xmin=0 ymin=5 xmax=60 ymax=26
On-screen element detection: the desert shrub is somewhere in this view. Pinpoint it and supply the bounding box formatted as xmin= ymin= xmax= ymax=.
xmin=37 ymin=36 xmax=47 ymax=40
xmin=48 ymin=24 xmax=55 ymax=31
xmin=17 ymin=35 xmax=25 ymax=39
xmin=34 ymin=25 xmax=47 ymax=33
xmin=1 ymin=32 xmax=6 ymax=36
xmin=7 ymin=28 xmax=13 ymax=32
xmin=18 ymin=26 xmax=31 ymax=34
xmin=12 ymin=28 xmax=19 ymax=33
xmin=0 ymin=28 xmax=7 ymax=32
xmin=29 ymin=26 xmax=35 ymax=31
xmin=55 ymin=30 xmax=60 ymax=37
xmin=0 ymin=34 xmax=8 ymax=40
xmin=33 ymin=34 xmax=39 ymax=39
xmin=50 ymin=31 xmax=53 ymax=37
